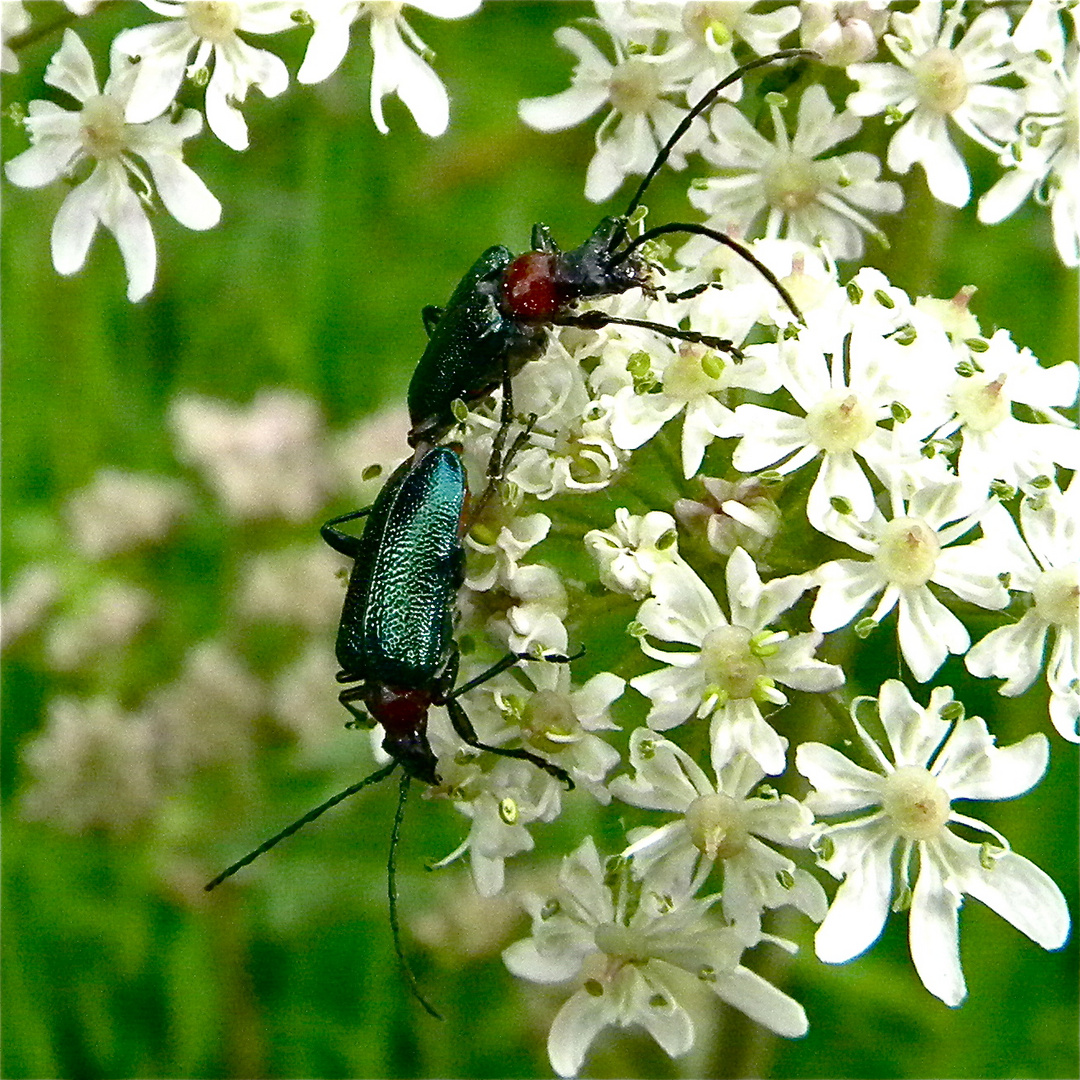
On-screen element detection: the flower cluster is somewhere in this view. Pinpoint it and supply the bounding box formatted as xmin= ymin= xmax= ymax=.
xmin=3 ymin=0 xmax=481 ymax=299
xmin=522 ymin=0 xmax=1079 ymax=266
xmin=6 ymin=3 xmax=1076 ymax=1078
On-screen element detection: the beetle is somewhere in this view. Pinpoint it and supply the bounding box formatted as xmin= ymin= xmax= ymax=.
xmin=206 ymin=443 xmax=574 ymax=1016
xmin=407 ymin=48 xmax=813 ymax=465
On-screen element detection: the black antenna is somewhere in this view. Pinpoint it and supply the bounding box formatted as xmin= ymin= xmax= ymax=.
xmin=387 ymin=771 xmax=443 ymax=1020
xmin=204 ymin=760 xmax=398 ymax=891
xmin=611 ymin=47 xmax=817 ymax=251
xmin=617 ymin=221 xmax=804 ymax=321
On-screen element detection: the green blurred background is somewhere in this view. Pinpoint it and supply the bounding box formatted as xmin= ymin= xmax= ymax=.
xmin=2 ymin=3 xmax=1076 ymax=1078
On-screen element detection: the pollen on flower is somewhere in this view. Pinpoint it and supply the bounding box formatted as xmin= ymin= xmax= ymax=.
xmin=913 ymin=47 xmax=968 ymax=115
xmin=187 ymin=1 xmax=241 ymax=43
xmin=699 ymin=625 xmax=767 ymax=700
xmin=951 ymin=374 xmax=1009 ymax=431
xmin=79 ymin=95 xmax=128 ymax=158
xmin=874 ymin=517 xmax=941 ymax=588
xmin=1032 ymin=565 xmax=1079 ymax=629
xmin=661 ymin=345 xmax=725 ymax=403
xmin=607 ymin=58 xmax=661 ymax=115
xmin=805 ymin=391 xmax=875 ymax=452
xmin=880 ymin=765 xmax=950 ymax=840
xmin=684 ymin=792 xmax=749 ymax=860
xmin=764 ymin=156 xmax=826 ymax=213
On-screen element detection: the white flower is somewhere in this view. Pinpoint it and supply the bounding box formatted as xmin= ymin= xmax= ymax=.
xmin=463 ymin=510 xmax=551 ymax=594
xmin=978 ymin=13 xmax=1079 ymax=266
xmin=169 ymin=389 xmax=334 ymax=521
xmin=800 ymin=1 xmax=888 ymax=67
xmin=430 ymin=747 xmax=562 ymax=898
xmin=0 ymin=565 xmax=62 ymax=652
xmin=686 ymin=84 xmax=903 ymax=260
xmin=64 ymin=469 xmax=192 ymax=559
xmin=797 ymin=679 xmax=1070 ymax=1006
xmin=300 ymin=0 xmax=480 ymax=135
xmin=612 ymin=727 xmax=828 ymax=932
xmin=22 ymin=696 xmax=158 ymax=834
xmin=631 ymin=550 xmax=841 ymax=776
xmin=4 ymin=30 xmax=220 ymax=302
xmin=627 ymin=1 xmax=802 ymax=102
xmin=604 ymin=325 xmax=779 ymax=480
xmin=1 ymin=1 xmax=30 ymax=74
xmin=811 ymin=480 xmax=1010 ymax=682
xmin=503 ymin=837 xmax=808 ymax=1077
xmin=967 ymin=486 xmax=1079 ymax=741
xmin=923 ymin=326 xmax=1080 ymax=497
xmin=847 ymin=0 xmax=1023 ymax=207
xmin=674 ymin=475 xmax=783 ymax=559
xmin=730 ymin=272 xmax=952 ymax=532
xmin=518 ymin=25 xmax=702 ymax=202
xmin=586 ymin=508 xmax=685 ymax=599
xmin=45 ymin=581 xmax=156 ymax=672
xmin=483 ymin=648 xmax=625 ymax=804
xmin=113 ymin=1 xmax=296 ymax=151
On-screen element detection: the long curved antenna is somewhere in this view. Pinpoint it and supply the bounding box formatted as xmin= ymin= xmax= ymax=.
xmin=616 ymin=222 xmax=804 ymax=321
xmin=388 ymin=771 xmax=443 ymax=1020
xmin=611 ymin=47 xmax=816 ymax=251
xmin=205 ymin=761 xmax=398 ymax=891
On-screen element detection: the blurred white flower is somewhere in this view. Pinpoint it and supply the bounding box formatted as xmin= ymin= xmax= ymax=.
xmin=687 ymin=84 xmax=903 ymax=260
xmin=65 ymin=469 xmax=192 ymax=559
xmin=847 ymin=0 xmax=1023 ymax=207
xmin=299 ymin=0 xmax=481 ymax=135
xmin=0 ymin=565 xmax=62 ymax=651
xmin=45 ymin=581 xmax=156 ymax=671
xmin=22 ymin=696 xmax=158 ymax=834
xmin=170 ymin=389 xmax=335 ymax=522
xmin=4 ymin=30 xmax=220 ymax=301
xmin=798 ymin=679 xmax=1069 ymax=1006
xmin=113 ymin=0 xmax=296 ymax=150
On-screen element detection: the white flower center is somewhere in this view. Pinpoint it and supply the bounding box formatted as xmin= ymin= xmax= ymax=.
xmin=661 ymin=347 xmax=724 ymax=403
xmin=913 ymin=47 xmax=968 ymax=115
xmin=681 ymin=2 xmax=737 ymax=47
xmin=881 ymin=764 xmax=950 ymax=840
xmin=1032 ymin=565 xmax=1079 ymax=629
xmin=80 ymin=95 xmax=128 ymax=159
xmin=699 ymin=625 xmax=766 ymax=700
xmin=608 ymin=57 xmax=661 ymax=115
xmin=950 ymin=374 xmax=1009 ymax=432
xmin=593 ymin=921 xmax=648 ymax=963
xmin=763 ymin=154 xmax=827 ymax=213
xmin=520 ymin=689 xmax=581 ymax=753
xmin=684 ymin=792 xmax=749 ymax=860
xmin=874 ymin=516 xmax=940 ymax=588
xmin=186 ymin=1 xmax=241 ymax=42
xmin=805 ymin=391 xmax=876 ymax=452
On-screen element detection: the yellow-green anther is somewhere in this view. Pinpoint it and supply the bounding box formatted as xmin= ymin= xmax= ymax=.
xmin=830 ymin=495 xmax=854 ymax=515
xmin=980 ymin=843 xmax=997 ymax=870
xmin=585 ymin=979 xmax=604 ymax=997
xmin=750 ymin=630 xmax=781 ymax=658
xmin=893 ymin=884 xmax=913 ymax=912
xmin=499 ymin=797 xmax=519 ymax=825
xmin=941 ymin=700 xmax=964 ymax=722
xmin=965 ymin=337 xmax=990 ymax=353
xmin=752 ymin=675 xmax=778 ymax=702
xmin=847 ymin=281 xmax=864 ymax=303
xmin=854 ymin=617 xmax=878 ymax=639
xmin=764 ymin=91 xmax=788 ymax=108
xmin=698 ymin=966 xmax=717 ymax=983
xmin=873 ymin=289 xmax=895 ymax=308
xmin=541 ymin=898 xmax=560 ymax=920
xmin=777 ymin=868 xmax=795 ymax=890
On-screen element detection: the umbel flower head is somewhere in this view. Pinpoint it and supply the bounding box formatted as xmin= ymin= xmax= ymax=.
xmin=4 ymin=29 xmax=220 ymax=301
xmin=797 ymin=680 xmax=1069 ymax=1006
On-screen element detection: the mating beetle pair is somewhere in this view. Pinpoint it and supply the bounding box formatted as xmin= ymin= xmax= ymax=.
xmin=207 ymin=48 xmax=813 ymax=1016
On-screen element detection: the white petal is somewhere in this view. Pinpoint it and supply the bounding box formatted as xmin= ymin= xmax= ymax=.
xmin=936 ymin=721 xmax=1047 ymax=801
xmin=46 ymin=29 xmax=98 ymax=102
xmin=298 ymin=13 xmax=354 ymax=85
xmin=796 ymin=742 xmax=882 ymax=813
xmin=519 ymin=84 xmax=609 ymax=132
xmin=815 ymin=821 xmax=895 ymax=962
xmin=909 ymin=845 xmax=965 ymax=1006
xmin=4 ymin=135 xmax=81 ymax=188
xmin=547 ymin=989 xmax=610 ymax=1078
xmin=896 ymin=588 xmax=967 ymax=683
xmin=944 ymin=831 xmax=1070 ymax=950
xmin=50 ymin=174 xmax=101 ymax=276
xmin=710 ymin=964 xmax=808 ymax=1038
xmin=140 ymin=145 xmax=220 ymax=229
